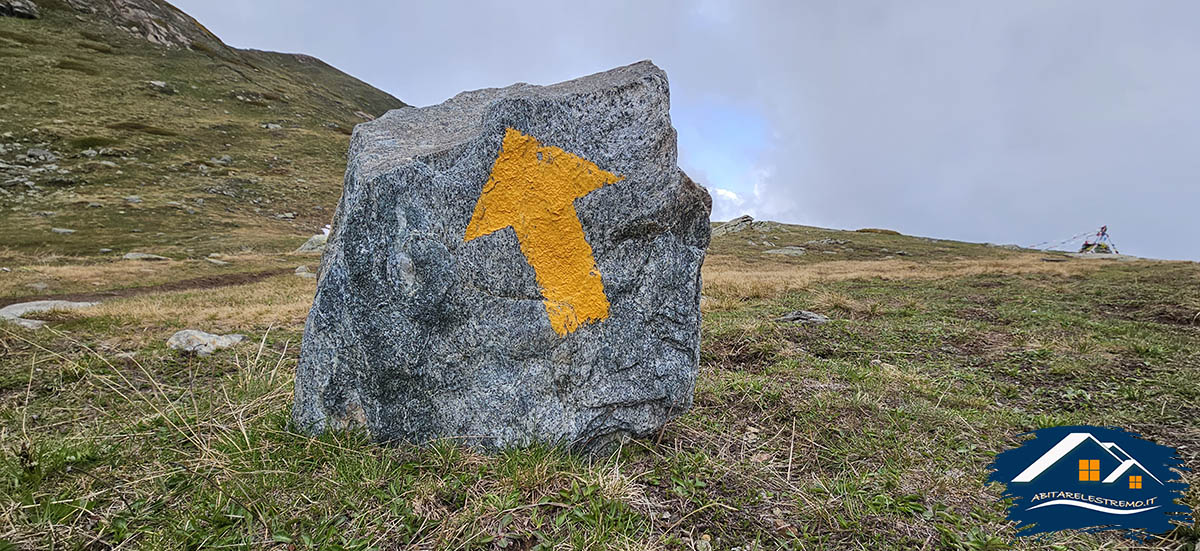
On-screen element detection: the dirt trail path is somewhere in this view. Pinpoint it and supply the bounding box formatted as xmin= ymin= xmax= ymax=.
xmin=0 ymin=268 xmax=293 ymax=309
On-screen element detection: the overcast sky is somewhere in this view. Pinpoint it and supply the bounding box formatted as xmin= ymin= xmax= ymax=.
xmin=174 ymin=1 xmax=1200 ymax=260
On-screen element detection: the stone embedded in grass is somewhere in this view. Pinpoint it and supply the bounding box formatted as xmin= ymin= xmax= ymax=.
xmin=773 ymin=310 xmax=831 ymax=325
xmin=765 ymin=246 xmax=806 ymax=256
xmin=166 ymin=329 xmax=246 ymax=356
xmin=804 ymin=238 xmax=849 ymax=247
xmin=25 ymin=148 xmax=56 ymax=162
xmin=1 ymin=300 xmax=97 ymax=330
xmin=294 ymin=232 xmax=327 ymax=254
xmin=122 ymin=252 xmax=169 ymax=261
xmin=50 ymin=227 xmax=75 ymax=234
xmin=147 ymin=80 xmax=175 ymax=94
xmin=293 ymin=61 xmax=712 ymax=452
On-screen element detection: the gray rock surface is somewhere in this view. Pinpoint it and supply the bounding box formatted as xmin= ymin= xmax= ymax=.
xmin=123 ymin=252 xmax=169 ymax=261
xmin=773 ymin=310 xmax=830 ymax=325
xmin=295 ymin=233 xmax=328 ymax=253
xmin=147 ymin=80 xmax=176 ymax=94
xmin=64 ymin=0 xmax=223 ymax=50
xmin=293 ymin=61 xmax=711 ymax=451
xmin=0 ymin=0 xmax=39 ymax=18
xmin=1 ymin=300 xmax=97 ymax=330
xmin=751 ymin=220 xmax=781 ymax=233
xmin=166 ymin=329 xmax=246 ymax=356
xmin=804 ymin=238 xmax=849 ymax=246
xmin=712 ymin=215 xmax=753 ymax=236
xmin=765 ymin=246 xmax=806 ymax=256
xmin=26 ymin=148 xmax=56 ymax=163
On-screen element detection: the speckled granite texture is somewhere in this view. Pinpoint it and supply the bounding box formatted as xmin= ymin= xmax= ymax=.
xmin=292 ymin=60 xmax=711 ymax=451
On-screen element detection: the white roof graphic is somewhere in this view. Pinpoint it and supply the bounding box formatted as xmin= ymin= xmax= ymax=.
xmin=1011 ymin=432 xmax=1162 ymax=484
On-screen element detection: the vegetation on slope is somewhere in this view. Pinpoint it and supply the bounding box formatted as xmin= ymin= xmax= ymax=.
xmin=2 ymin=223 xmax=1197 ymax=549
xmin=0 ymin=1 xmax=406 ymax=264
xmin=0 ymin=3 xmax=1196 ymax=549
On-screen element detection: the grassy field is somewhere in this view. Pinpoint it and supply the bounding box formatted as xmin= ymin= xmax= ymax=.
xmin=2 ymin=222 xmax=1197 ymax=550
xmin=1 ymin=3 xmax=1197 ymax=550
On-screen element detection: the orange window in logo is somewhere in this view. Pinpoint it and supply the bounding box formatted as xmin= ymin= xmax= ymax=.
xmin=1078 ymin=459 xmax=1100 ymax=481
xmin=1129 ymin=475 xmax=1142 ymax=489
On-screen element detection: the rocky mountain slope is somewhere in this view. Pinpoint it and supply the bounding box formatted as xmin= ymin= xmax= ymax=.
xmin=0 ymin=0 xmax=407 ymax=259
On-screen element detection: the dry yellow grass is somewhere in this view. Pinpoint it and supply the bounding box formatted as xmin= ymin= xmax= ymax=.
xmin=84 ymin=273 xmax=316 ymax=332
xmin=0 ymin=253 xmax=296 ymax=298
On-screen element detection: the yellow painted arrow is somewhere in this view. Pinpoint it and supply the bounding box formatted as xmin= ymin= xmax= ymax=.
xmin=464 ymin=128 xmax=623 ymax=336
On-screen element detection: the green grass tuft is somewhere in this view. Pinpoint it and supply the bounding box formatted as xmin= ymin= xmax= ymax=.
xmin=54 ymin=59 xmax=98 ymax=75
xmin=76 ymin=40 xmax=114 ymax=54
xmin=0 ymin=29 xmax=44 ymax=45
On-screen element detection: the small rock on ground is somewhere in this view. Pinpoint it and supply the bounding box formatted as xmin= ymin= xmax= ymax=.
xmin=123 ymin=252 xmax=169 ymax=261
xmin=773 ymin=310 xmax=830 ymax=325
xmin=166 ymin=329 xmax=246 ymax=356
xmin=294 ymin=232 xmax=327 ymax=253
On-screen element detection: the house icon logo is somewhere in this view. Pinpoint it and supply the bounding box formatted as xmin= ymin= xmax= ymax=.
xmin=988 ymin=425 xmax=1190 ymax=539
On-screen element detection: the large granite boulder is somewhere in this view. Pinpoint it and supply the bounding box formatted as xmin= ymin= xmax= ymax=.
xmin=293 ymin=61 xmax=711 ymax=451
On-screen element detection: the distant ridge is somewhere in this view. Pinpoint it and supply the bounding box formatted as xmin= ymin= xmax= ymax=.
xmin=0 ymin=0 xmax=407 ymax=255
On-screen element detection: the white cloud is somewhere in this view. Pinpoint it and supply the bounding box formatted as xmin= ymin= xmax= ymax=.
xmin=709 ymin=187 xmax=747 ymax=222
xmin=176 ymin=0 xmax=1200 ymax=260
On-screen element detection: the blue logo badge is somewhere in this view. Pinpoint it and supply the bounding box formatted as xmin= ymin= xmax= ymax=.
xmin=988 ymin=425 xmax=1190 ymax=538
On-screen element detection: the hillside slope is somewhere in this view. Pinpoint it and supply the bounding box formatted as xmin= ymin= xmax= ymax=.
xmin=0 ymin=0 xmax=406 ymax=259
xmin=2 ymin=218 xmax=1198 ymax=548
